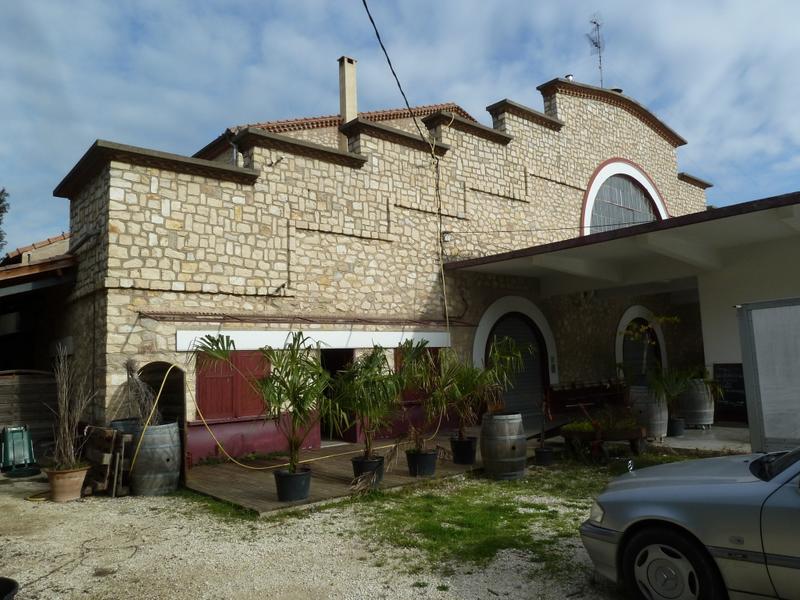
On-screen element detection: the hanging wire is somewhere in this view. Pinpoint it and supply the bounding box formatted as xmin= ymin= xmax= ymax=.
xmin=360 ymin=0 xmax=429 ymax=145
xmin=360 ymin=0 xmax=451 ymax=335
xmin=445 ymin=218 xmax=658 ymax=236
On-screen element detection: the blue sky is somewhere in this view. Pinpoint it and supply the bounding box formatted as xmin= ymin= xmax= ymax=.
xmin=3 ymin=0 xmax=800 ymax=252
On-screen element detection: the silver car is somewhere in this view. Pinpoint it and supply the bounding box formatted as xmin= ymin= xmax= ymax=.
xmin=580 ymin=448 xmax=800 ymax=600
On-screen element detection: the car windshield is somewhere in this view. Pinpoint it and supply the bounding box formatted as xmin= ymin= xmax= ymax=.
xmin=751 ymin=447 xmax=800 ymax=480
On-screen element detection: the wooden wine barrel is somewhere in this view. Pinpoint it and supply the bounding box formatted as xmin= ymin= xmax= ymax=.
xmin=480 ymin=413 xmax=527 ymax=480
xmin=630 ymin=386 xmax=668 ymax=440
xmin=131 ymin=422 xmax=180 ymax=496
xmin=678 ymin=379 xmax=714 ymax=428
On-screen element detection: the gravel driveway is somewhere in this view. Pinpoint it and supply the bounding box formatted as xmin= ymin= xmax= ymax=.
xmin=0 ymin=475 xmax=620 ymax=600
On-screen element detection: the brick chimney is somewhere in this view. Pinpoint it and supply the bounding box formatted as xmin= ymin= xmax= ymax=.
xmin=338 ymin=56 xmax=358 ymax=152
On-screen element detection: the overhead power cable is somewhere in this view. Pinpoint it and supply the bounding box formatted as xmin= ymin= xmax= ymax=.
xmin=360 ymin=0 xmax=451 ymax=336
xmin=360 ymin=0 xmax=428 ymax=144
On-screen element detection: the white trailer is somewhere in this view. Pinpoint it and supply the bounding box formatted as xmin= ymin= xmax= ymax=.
xmin=738 ymin=297 xmax=800 ymax=452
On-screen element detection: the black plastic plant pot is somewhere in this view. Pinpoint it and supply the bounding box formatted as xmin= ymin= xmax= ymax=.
xmin=351 ymin=455 xmax=385 ymax=487
xmin=0 ymin=577 xmax=18 ymax=600
xmin=274 ymin=467 xmax=311 ymax=502
xmin=405 ymin=449 xmax=437 ymax=477
xmin=450 ymin=437 xmax=477 ymax=465
xmin=534 ymin=446 xmax=554 ymax=466
xmin=667 ymin=417 xmax=686 ymax=437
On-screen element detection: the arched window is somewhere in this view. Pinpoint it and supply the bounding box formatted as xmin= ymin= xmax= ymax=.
xmin=590 ymin=175 xmax=657 ymax=233
xmin=582 ymin=159 xmax=668 ymax=236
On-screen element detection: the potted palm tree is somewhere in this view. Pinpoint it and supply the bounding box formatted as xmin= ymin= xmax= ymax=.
xmin=333 ymin=346 xmax=401 ymax=488
xmin=44 ymin=345 xmax=94 ymax=502
xmin=394 ymin=340 xmax=449 ymax=477
xmin=446 ymin=340 xmax=524 ymax=465
xmin=196 ymin=332 xmax=344 ymax=502
xmin=447 ymin=355 xmax=486 ymax=465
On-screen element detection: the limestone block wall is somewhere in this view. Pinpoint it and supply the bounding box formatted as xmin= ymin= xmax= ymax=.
xmin=105 ymin=162 xmax=286 ymax=297
xmin=65 ymin=171 xmax=110 ymax=418
xmin=65 ymin=84 xmax=712 ymax=419
xmin=69 ymin=171 xmax=109 ymax=298
xmin=540 ymin=92 xmax=703 ymax=217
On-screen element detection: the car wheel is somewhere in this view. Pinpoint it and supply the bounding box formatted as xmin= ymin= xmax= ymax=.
xmin=622 ymin=527 xmax=726 ymax=600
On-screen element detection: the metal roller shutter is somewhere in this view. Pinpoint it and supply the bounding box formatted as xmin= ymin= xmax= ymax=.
xmin=488 ymin=313 xmax=546 ymax=432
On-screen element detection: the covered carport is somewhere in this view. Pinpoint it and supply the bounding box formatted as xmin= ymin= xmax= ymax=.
xmin=446 ymin=191 xmax=800 ymax=425
xmin=0 ymin=251 xmax=76 ymax=445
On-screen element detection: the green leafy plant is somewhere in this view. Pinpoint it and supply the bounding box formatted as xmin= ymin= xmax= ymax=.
xmin=333 ymin=346 xmax=401 ymax=459
xmin=394 ymin=339 xmax=445 ymax=453
xmin=447 ymin=338 xmax=526 ymax=440
xmin=394 ymin=337 xmax=525 ymax=450
xmin=647 ymin=365 xmax=693 ymax=412
xmin=483 ymin=336 xmax=526 ymax=413
xmin=194 ymin=331 xmax=345 ymax=473
xmin=561 ymin=406 xmax=639 ymax=433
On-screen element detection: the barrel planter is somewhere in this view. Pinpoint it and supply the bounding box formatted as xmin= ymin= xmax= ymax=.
xmin=678 ymin=379 xmax=714 ymax=429
xmin=109 ymin=418 xmax=139 ymax=436
xmin=130 ymin=422 xmax=180 ymax=496
xmin=480 ymin=412 xmax=527 ymax=480
xmin=630 ymin=386 xmax=668 ymax=440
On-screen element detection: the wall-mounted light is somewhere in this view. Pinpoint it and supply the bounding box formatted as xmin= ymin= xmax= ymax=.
xmin=441 ymin=231 xmax=453 ymax=243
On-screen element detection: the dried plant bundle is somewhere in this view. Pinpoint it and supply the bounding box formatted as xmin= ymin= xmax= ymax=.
xmin=52 ymin=345 xmax=95 ymax=470
xmin=125 ymin=359 xmax=161 ymax=426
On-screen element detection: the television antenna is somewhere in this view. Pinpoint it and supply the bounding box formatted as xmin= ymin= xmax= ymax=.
xmin=586 ymin=15 xmax=604 ymax=87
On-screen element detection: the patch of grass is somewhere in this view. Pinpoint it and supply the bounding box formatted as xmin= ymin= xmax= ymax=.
xmin=169 ymin=489 xmax=258 ymax=522
xmin=364 ymin=482 xmax=572 ymax=573
xmin=436 ymin=584 xmax=449 ymax=591
xmin=412 ymin=581 xmax=429 ymax=588
xmin=356 ymin=448 xmax=733 ymax=577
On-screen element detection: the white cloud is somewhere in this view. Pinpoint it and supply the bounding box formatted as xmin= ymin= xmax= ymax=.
xmin=2 ymin=0 xmax=800 ymax=251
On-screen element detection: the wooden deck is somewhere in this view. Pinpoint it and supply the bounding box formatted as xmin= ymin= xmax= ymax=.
xmin=186 ymin=434 xmax=527 ymax=515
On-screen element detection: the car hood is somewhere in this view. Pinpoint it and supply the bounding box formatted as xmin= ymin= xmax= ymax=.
xmin=606 ymin=454 xmax=762 ymax=492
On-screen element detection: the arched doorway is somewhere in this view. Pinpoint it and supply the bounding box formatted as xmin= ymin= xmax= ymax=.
xmin=485 ymin=312 xmax=549 ymax=431
xmin=138 ymin=362 xmax=186 ymax=426
xmin=137 ymin=362 xmax=186 ymax=480
xmin=615 ymin=306 xmax=668 ymax=384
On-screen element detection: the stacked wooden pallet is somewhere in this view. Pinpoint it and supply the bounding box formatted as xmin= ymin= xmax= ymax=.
xmin=83 ymin=426 xmax=134 ymax=497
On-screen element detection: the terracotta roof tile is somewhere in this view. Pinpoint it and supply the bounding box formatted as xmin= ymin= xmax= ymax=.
xmin=234 ymin=103 xmax=476 ymax=134
xmin=4 ymin=232 xmax=70 ymax=261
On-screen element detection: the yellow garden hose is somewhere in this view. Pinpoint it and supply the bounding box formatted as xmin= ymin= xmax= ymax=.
xmin=128 ymin=361 xmax=440 ymax=474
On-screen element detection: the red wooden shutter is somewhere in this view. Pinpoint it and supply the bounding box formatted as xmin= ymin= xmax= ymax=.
xmin=233 ymin=351 xmax=269 ymax=418
xmin=196 ymin=359 xmax=235 ymax=419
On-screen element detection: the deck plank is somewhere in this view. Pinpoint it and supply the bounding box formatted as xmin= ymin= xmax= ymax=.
xmin=185 ymin=435 xmax=507 ymax=515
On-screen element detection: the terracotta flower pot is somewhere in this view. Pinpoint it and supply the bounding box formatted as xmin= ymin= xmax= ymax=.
xmin=44 ymin=466 xmax=90 ymax=502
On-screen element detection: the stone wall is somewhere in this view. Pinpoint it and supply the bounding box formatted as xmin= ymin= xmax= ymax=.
xmin=64 ymin=85 xmax=709 ymax=420
xmin=105 ymin=162 xmax=285 ymax=296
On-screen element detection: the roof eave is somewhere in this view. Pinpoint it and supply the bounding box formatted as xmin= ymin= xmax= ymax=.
xmin=536 ymin=78 xmax=687 ymax=147
xmin=445 ymin=190 xmax=800 ymax=271
xmin=54 ymin=140 xmax=259 ymax=199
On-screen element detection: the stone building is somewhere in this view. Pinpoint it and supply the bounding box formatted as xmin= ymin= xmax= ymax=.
xmin=49 ymin=57 xmax=718 ymax=462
